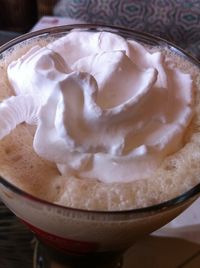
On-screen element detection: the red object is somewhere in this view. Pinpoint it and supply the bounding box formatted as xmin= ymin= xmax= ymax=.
xmin=21 ymin=219 xmax=99 ymax=254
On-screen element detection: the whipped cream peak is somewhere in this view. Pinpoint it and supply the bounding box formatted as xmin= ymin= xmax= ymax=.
xmin=47 ymin=31 xmax=130 ymax=66
xmin=0 ymin=30 xmax=194 ymax=183
xmin=7 ymin=45 xmax=70 ymax=101
xmin=72 ymin=50 xmax=158 ymax=110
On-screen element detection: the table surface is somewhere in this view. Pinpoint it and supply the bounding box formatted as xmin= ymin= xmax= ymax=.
xmin=0 ymin=30 xmax=200 ymax=268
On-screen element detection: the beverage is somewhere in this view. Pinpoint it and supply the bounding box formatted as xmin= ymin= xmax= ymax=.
xmin=0 ymin=27 xmax=200 ymax=210
xmin=0 ymin=26 xmax=200 ymax=266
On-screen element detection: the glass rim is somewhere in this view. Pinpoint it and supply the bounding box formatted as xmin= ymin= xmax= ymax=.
xmin=0 ymin=23 xmax=200 ymax=217
xmin=1 ymin=175 xmax=200 ymax=216
xmin=0 ymin=23 xmax=199 ymax=65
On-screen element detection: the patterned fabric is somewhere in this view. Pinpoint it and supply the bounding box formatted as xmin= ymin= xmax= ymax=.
xmin=54 ymin=0 xmax=200 ymax=60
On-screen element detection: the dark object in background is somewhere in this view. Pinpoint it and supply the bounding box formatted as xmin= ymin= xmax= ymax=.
xmin=0 ymin=201 xmax=33 ymax=268
xmin=0 ymin=31 xmax=20 ymax=46
xmin=0 ymin=0 xmax=38 ymax=32
xmin=37 ymin=0 xmax=59 ymax=18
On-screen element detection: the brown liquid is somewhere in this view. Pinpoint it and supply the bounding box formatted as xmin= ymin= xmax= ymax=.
xmin=0 ymin=34 xmax=200 ymax=211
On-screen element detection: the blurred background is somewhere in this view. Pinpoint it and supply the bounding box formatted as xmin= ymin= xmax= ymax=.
xmin=0 ymin=0 xmax=57 ymax=32
xmin=0 ymin=0 xmax=199 ymax=59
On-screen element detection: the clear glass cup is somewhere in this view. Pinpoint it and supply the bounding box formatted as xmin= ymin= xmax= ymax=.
xmin=0 ymin=25 xmax=200 ymax=268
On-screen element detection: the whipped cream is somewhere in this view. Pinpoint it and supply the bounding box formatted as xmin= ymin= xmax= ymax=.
xmin=0 ymin=31 xmax=194 ymax=183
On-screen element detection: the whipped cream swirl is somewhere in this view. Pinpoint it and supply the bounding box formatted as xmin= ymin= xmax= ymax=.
xmin=0 ymin=31 xmax=194 ymax=183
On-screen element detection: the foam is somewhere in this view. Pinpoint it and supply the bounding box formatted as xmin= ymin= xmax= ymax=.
xmin=0 ymin=34 xmax=200 ymax=211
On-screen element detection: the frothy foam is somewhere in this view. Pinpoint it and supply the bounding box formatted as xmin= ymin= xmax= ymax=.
xmin=0 ymin=30 xmax=200 ymax=210
xmin=1 ymin=31 xmax=195 ymax=184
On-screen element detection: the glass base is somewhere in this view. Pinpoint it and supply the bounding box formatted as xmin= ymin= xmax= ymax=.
xmin=33 ymin=239 xmax=123 ymax=268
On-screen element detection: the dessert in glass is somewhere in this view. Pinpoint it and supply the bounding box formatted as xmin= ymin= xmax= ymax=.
xmin=0 ymin=25 xmax=200 ymax=268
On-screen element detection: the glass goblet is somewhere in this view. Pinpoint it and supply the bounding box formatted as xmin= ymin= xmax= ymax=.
xmin=0 ymin=25 xmax=200 ymax=268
